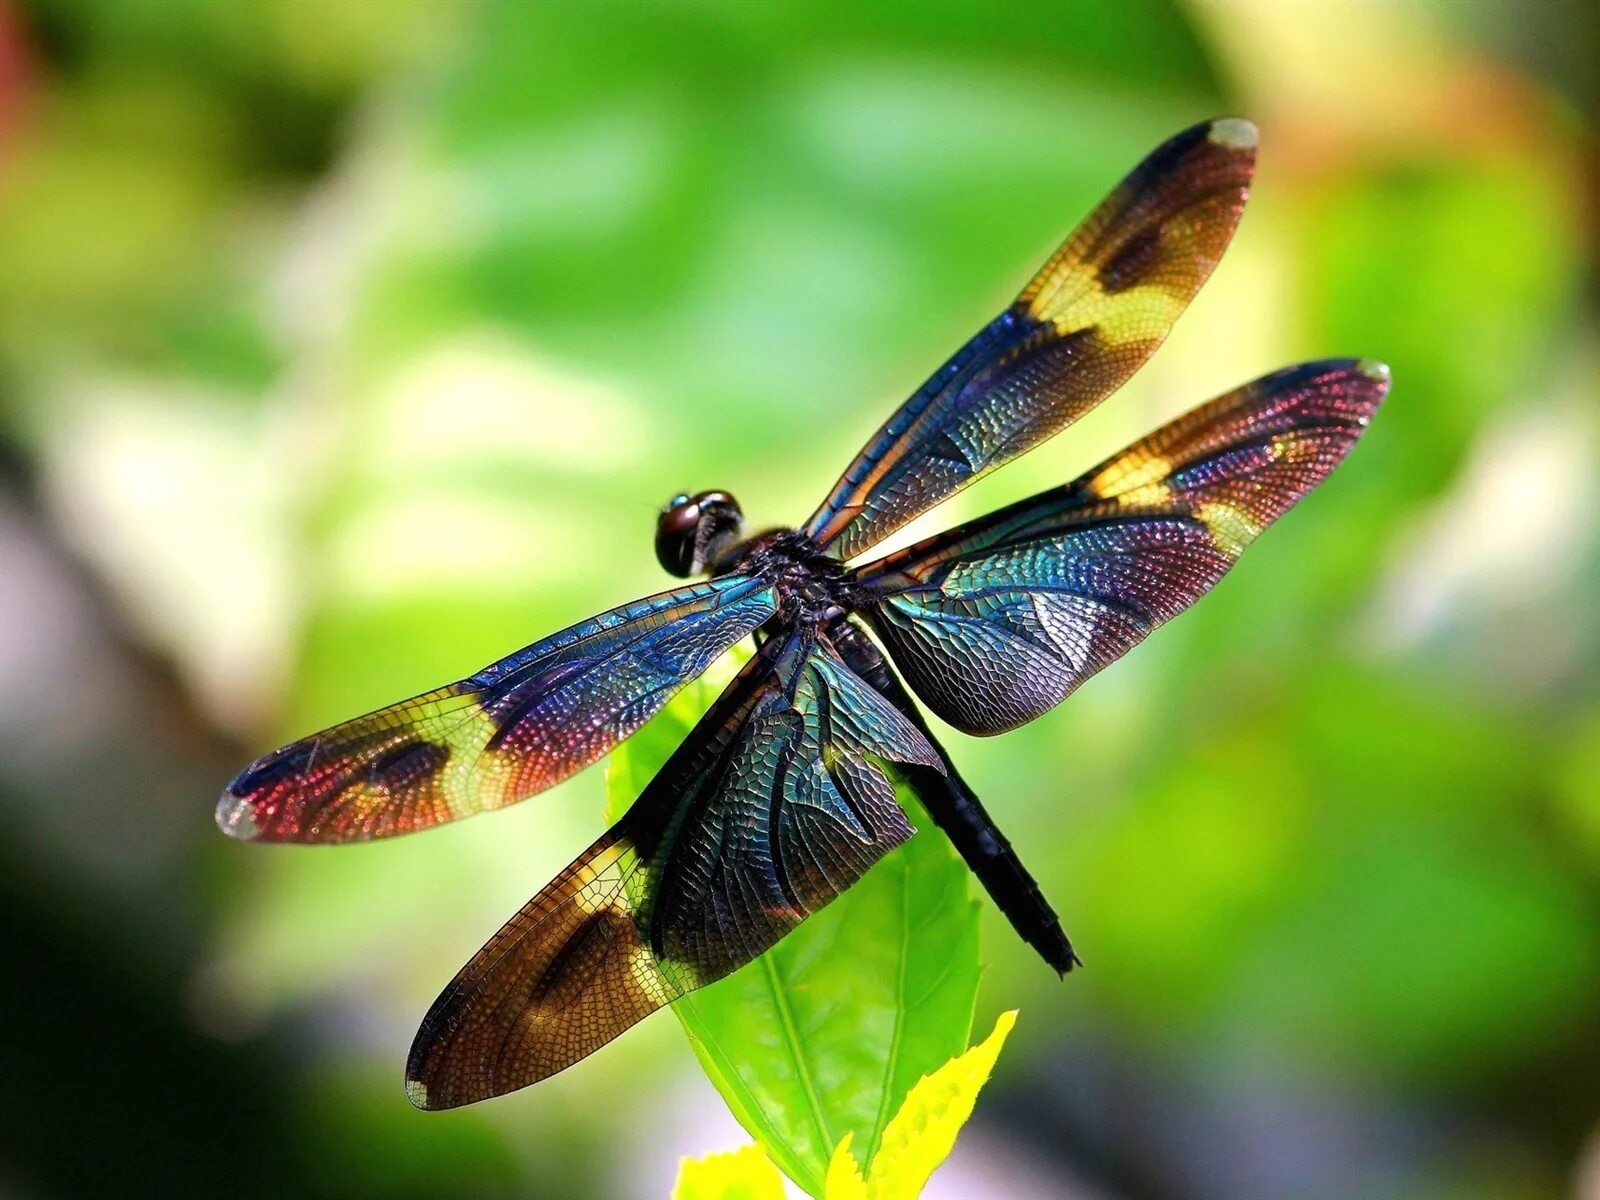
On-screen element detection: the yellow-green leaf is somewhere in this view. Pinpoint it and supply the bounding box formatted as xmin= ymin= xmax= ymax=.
xmin=671 ymin=1144 xmax=787 ymax=1200
xmin=823 ymin=1133 xmax=868 ymax=1200
xmin=827 ymin=1010 xmax=1018 ymax=1200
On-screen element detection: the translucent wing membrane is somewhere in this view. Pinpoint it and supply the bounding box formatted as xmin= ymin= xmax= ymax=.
xmin=216 ymin=575 xmax=777 ymax=843
xmin=405 ymin=624 xmax=940 ymax=1108
xmin=803 ymin=116 xmax=1258 ymax=561
xmin=851 ymin=359 xmax=1389 ymax=735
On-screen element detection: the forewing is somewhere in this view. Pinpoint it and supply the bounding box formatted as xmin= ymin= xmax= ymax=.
xmin=803 ymin=117 xmax=1258 ymax=561
xmin=217 ymin=575 xmax=776 ymax=843
xmin=405 ymin=625 xmax=939 ymax=1108
xmin=851 ymin=359 xmax=1389 ymax=734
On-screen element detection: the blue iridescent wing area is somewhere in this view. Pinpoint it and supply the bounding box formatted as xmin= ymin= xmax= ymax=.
xmin=849 ymin=359 xmax=1390 ymax=735
xmin=404 ymin=624 xmax=939 ymax=1109
xmin=216 ymin=574 xmax=777 ymax=843
xmin=802 ymin=117 xmax=1258 ymax=561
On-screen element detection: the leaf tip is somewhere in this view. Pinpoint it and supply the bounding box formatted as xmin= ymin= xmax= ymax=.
xmin=826 ymin=1130 xmax=868 ymax=1199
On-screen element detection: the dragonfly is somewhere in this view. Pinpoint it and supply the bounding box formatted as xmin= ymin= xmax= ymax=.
xmin=217 ymin=117 xmax=1387 ymax=1110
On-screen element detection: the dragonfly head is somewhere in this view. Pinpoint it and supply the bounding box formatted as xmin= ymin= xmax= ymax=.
xmin=655 ymin=489 xmax=744 ymax=577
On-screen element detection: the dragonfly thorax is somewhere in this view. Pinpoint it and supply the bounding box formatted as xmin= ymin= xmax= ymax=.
xmin=714 ymin=528 xmax=847 ymax=624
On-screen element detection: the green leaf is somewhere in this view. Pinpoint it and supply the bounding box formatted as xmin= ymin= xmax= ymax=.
xmin=826 ymin=1010 xmax=1018 ymax=1200
xmin=671 ymin=1144 xmax=788 ymax=1200
xmin=604 ymin=645 xmax=982 ymax=1199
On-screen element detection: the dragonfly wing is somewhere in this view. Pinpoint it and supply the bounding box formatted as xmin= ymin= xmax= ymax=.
xmin=217 ymin=574 xmax=777 ymax=843
xmin=404 ymin=623 xmax=939 ymax=1108
xmin=803 ymin=117 xmax=1258 ymax=561
xmin=850 ymin=359 xmax=1389 ymax=734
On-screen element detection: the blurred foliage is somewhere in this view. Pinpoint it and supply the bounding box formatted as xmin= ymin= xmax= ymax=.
xmin=607 ymin=653 xmax=981 ymax=1197
xmin=0 ymin=1 xmax=1596 ymax=1199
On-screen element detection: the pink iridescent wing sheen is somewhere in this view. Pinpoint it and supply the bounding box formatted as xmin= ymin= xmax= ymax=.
xmin=404 ymin=623 xmax=939 ymax=1109
xmin=849 ymin=359 xmax=1390 ymax=735
xmin=802 ymin=116 xmax=1258 ymax=562
xmin=216 ymin=574 xmax=776 ymax=843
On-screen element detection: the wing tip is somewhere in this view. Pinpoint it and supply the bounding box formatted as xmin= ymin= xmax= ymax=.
xmin=1268 ymin=357 xmax=1392 ymax=411
xmin=404 ymin=1075 xmax=434 ymax=1111
xmin=215 ymin=788 xmax=260 ymax=840
xmin=1356 ymin=357 xmax=1392 ymax=388
xmin=1319 ymin=356 xmax=1392 ymax=418
xmin=1206 ymin=116 xmax=1258 ymax=153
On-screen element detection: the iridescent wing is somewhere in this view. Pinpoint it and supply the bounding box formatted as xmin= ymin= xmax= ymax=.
xmin=404 ymin=623 xmax=940 ymax=1108
xmin=849 ymin=359 xmax=1390 ymax=735
xmin=216 ymin=574 xmax=777 ymax=843
xmin=802 ymin=116 xmax=1259 ymax=561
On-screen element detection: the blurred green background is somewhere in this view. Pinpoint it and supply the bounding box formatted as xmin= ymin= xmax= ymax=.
xmin=0 ymin=1 xmax=1596 ymax=1197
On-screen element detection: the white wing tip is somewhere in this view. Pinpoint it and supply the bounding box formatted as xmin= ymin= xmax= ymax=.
xmin=1207 ymin=117 xmax=1258 ymax=152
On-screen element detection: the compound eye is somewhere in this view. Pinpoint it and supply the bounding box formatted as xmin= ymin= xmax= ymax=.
xmin=692 ymin=490 xmax=738 ymax=515
xmin=654 ymin=498 xmax=700 ymax=577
